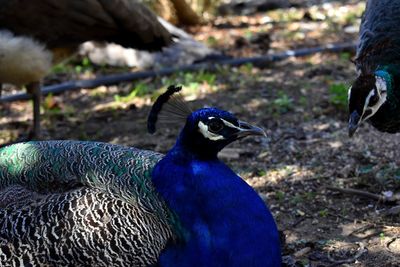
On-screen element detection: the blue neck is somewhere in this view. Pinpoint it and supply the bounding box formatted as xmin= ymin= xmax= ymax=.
xmin=376 ymin=65 xmax=399 ymax=107
xmin=152 ymin=141 xmax=281 ymax=267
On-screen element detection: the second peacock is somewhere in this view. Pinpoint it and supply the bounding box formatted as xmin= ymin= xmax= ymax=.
xmin=348 ymin=0 xmax=400 ymax=136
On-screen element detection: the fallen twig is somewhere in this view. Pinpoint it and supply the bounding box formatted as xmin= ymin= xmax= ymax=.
xmin=346 ymin=223 xmax=375 ymax=237
xmin=386 ymin=236 xmax=400 ymax=251
xmin=326 ymin=186 xmax=398 ymax=204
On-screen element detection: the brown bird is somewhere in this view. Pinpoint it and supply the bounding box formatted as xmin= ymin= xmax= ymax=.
xmin=0 ymin=0 xmax=172 ymax=139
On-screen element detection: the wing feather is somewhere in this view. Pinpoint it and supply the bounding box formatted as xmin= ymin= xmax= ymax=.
xmin=0 ymin=0 xmax=172 ymax=51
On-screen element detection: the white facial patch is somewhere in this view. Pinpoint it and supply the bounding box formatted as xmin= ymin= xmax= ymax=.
xmin=347 ymin=86 xmax=352 ymax=102
xmin=220 ymin=119 xmax=242 ymax=130
xmin=361 ymin=76 xmax=388 ymax=121
xmin=198 ymin=121 xmax=225 ymax=141
xmin=208 ymin=117 xmax=241 ymax=130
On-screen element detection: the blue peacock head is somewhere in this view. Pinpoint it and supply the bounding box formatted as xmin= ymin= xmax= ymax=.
xmin=148 ymin=85 xmax=265 ymax=157
xmin=180 ymin=107 xmax=265 ymax=157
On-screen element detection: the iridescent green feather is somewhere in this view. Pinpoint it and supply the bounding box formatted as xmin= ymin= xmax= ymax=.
xmin=0 ymin=141 xmax=171 ymax=222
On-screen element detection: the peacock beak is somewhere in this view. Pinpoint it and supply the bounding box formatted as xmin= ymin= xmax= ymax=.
xmin=236 ymin=120 xmax=267 ymax=138
xmin=348 ymin=110 xmax=361 ymax=137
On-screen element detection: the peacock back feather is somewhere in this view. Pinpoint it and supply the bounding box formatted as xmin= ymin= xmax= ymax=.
xmin=0 ymin=141 xmax=162 ymax=207
xmin=0 ymin=141 xmax=176 ymax=266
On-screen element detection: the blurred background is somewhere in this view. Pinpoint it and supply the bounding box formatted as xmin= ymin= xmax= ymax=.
xmin=1 ymin=0 xmax=400 ymax=265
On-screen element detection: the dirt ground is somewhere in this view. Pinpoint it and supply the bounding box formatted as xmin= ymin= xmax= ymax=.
xmin=1 ymin=0 xmax=400 ymax=266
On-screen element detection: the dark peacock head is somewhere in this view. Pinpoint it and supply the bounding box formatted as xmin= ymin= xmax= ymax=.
xmin=348 ymin=70 xmax=389 ymax=137
xmin=148 ymin=85 xmax=265 ymax=158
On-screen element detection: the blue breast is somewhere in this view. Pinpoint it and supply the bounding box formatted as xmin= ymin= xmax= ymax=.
xmin=152 ymin=143 xmax=281 ymax=267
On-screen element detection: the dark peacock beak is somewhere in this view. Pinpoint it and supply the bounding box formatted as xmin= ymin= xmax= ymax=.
xmin=236 ymin=120 xmax=267 ymax=138
xmin=348 ymin=110 xmax=361 ymax=137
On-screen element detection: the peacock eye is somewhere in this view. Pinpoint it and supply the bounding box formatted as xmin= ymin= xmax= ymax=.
xmin=368 ymin=94 xmax=379 ymax=106
xmin=208 ymin=119 xmax=224 ymax=133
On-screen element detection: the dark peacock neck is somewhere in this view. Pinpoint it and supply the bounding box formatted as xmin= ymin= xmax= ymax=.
xmin=369 ymin=64 xmax=400 ymax=132
xmin=171 ymin=128 xmax=223 ymax=160
xmin=376 ymin=64 xmax=400 ymax=106
xmin=152 ymin=140 xmax=280 ymax=266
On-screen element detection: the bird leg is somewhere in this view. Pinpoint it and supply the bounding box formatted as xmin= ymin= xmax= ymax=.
xmin=26 ymin=82 xmax=41 ymax=139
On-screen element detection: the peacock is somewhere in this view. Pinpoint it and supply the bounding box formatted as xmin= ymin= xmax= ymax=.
xmin=0 ymin=0 xmax=172 ymax=139
xmin=348 ymin=0 xmax=400 ymax=136
xmin=0 ymin=85 xmax=282 ymax=266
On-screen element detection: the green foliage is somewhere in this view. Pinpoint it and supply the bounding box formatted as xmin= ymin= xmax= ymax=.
xmin=51 ymin=62 xmax=73 ymax=74
xmin=257 ymin=169 xmax=267 ymax=176
xmin=271 ymin=91 xmax=293 ymax=114
xmin=51 ymin=57 xmax=94 ymax=75
xmin=290 ymin=194 xmax=303 ymax=204
xmin=329 ymin=83 xmax=348 ymax=109
xmin=339 ymin=52 xmax=351 ymax=61
xmin=206 ymin=36 xmax=218 ymax=47
xmin=114 ymin=83 xmax=151 ymax=103
xmin=275 ymin=191 xmax=285 ymax=202
xmin=244 ymin=30 xmax=253 ymax=39
xmin=74 ymin=57 xmax=93 ymax=74
xmin=379 ymin=232 xmax=385 ymax=241
xmin=298 ymin=96 xmax=307 ymax=107
xmin=184 ymin=71 xmax=216 ymax=85
xmin=239 ymin=63 xmax=254 ymax=75
xmin=161 ymin=70 xmax=217 ymax=94
xmin=318 ymin=209 xmax=328 ymax=217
